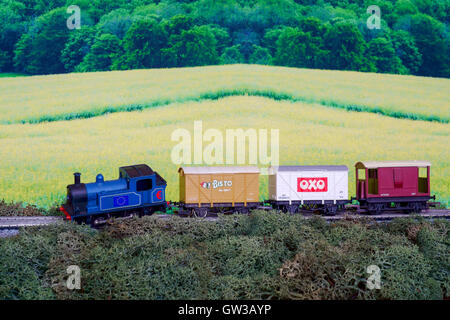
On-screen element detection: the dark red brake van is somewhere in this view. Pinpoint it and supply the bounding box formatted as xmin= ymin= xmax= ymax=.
xmin=354 ymin=161 xmax=433 ymax=214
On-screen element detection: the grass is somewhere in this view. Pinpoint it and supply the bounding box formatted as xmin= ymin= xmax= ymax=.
xmin=0 ymin=65 xmax=449 ymax=124
xmin=0 ymin=212 xmax=448 ymax=300
xmin=0 ymin=96 xmax=448 ymax=209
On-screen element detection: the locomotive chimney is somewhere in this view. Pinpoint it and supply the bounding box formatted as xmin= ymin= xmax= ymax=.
xmin=74 ymin=172 xmax=81 ymax=184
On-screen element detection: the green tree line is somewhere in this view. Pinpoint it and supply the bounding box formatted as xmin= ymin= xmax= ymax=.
xmin=0 ymin=0 xmax=449 ymax=77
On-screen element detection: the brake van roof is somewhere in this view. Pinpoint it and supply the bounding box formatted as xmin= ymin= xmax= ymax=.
xmin=355 ymin=161 xmax=431 ymax=169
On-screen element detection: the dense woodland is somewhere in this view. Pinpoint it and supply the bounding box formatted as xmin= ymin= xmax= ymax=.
xmin=0 ymin=0 xmax=449 ymax=77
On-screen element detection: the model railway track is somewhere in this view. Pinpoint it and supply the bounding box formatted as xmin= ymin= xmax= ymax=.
xmin=0 ymin=216 xmax=64 ymax=228
xmin=0 ymin=209 xmax=449 ymax=229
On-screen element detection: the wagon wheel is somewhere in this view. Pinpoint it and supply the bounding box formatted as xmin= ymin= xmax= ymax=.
xmin=304 ymin=204 xmax=318 ymax=213
xmin=409 ymin=202 xmax=422 ymax=214
xmin=216 ymin=207 xmax=227 ymax=216
xmin=285 ymin=205 xmax=299 ymax=215
xmin=238 ymin=207 xmax=250 ymax=215
xmin=324 ymin=205 xmax=338 ymax=216
xmin=193 ymin=208 xmax=208 ymax=218
xmin=369 ymin=203 xmax=385 ymax=215
xmin=176 ymin=208 xmax=187 ymax=217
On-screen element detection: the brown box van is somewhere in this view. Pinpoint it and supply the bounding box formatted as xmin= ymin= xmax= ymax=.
xmin=178 ymin=166 xmax=260 ymax=212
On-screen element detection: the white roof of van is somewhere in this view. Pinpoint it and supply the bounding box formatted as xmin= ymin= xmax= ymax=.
xmin=179 ymin=166 xmax=260 ymax=174
xmin=270 ymin=165 xmax=348 ymax=172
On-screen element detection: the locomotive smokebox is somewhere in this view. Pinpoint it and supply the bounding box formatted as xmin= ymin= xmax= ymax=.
xmin=74 ymin=172 xmax=81 ymax=184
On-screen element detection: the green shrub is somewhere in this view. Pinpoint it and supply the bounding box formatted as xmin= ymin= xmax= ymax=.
xmin=0 ymin=212 xmax=448 ymax=300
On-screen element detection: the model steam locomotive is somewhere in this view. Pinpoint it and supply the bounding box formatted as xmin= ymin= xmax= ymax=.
xmin=60 ymin=161 xmax=436 ymax=225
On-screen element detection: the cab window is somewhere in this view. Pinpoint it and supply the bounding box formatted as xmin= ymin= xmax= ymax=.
xmin=136 ymin=179 xmax=153 ymax=191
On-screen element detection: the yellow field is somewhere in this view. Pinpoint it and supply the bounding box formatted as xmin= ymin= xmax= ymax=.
xmin=0 ymin=96 xmax=448 ymax=208
xmin=0 ymin=64 xmax=449 ymax=124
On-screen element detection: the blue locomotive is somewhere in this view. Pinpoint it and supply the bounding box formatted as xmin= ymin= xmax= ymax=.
xmin=60 ymin=164 xmax=167 ymax=225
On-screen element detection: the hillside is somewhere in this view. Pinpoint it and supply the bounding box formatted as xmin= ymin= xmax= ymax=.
xmin=0 ymin=65 xmax=449 ymax=124
xmin=0 ymin=65 xmax=448 ymax=208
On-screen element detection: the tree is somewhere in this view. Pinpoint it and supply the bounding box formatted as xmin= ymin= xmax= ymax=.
xmin=274 ymin=27 xmax=328 ymax=69
xmin=13 ymin=34 xmax=32 ymax=73
xmin=2 ymin=0 xmax=448 ymax=77
xmin=407 ymin=14 xmax=448 ymax=77
xmin=394 ymin=0 xmax=418 ymax=16
xmin=0 ymin=50 xmax=12 ymax=72
xmin=77 ymin=34 xmax=123 ymax=72
xmin=163 ymin=14 xmax=195 ymax=35
xmin=220 ymin=45 xmax=244 ymax=64
xmin=207 ymin=25 xmax=231 ymax=55
xmin=411 ymin=0 xmax=449 ymax=23
xmin=61 ymin=27 xmax=96 ymax=72
xmin=299 ymin=17 xmax=328 ymax=38
xmin=323 ymin=22 xmax=368 ymax=71
xmin=232 ymin=28 xmax=261 ymax=60
xmin=13 ymin=8 xmax=69 ymax=74
xmin=263 ymin=26 xmax=288 ymax=56
xmin=123 ymin=19 xmax=168 ymax=69
xmin=367 ymin=37 xmax=406 ymax=74
xmin=0 ymin=3 xmax=24 ymax=71
xmin=249 ymin=45 xmax=272 ymax=65
xmin=391 ymin=30 xmax=422 ymax=74
xmin=97 ymin=8 xmax=134 ymax=39
xmin=165 ymin=25 xmax=219 ymax=67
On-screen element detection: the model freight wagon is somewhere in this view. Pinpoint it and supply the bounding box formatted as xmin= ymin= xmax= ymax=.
xmin=268 ymin=165 xmax=350 ymax=214
xmin=355 ymin=161 xmax=434 ymax=213
xmin=178 ymin=166 xmax=260 ymax=216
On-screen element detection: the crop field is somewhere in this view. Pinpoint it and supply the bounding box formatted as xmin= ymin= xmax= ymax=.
xmin=0 ymin=64 xmax=449 ymax=124
xmin=0 ymin=90 xmax=448 ymax=208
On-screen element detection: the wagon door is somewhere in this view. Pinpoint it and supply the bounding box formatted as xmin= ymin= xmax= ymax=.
xmin=394 ymin=167 xmax=417 ymax=196
xmin=184 ymin=173 xmax=212 ymax=205
xmin=211 ymin=174 xmax=234 ymax=205
xmin=378 ymin=168 xmax=394 ymax=197
xmin=233 ymin=173 xmax=259 ymax=205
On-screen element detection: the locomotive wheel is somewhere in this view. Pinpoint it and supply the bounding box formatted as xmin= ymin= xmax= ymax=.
xmin=73 ymin=216 xmax=86 ymax=225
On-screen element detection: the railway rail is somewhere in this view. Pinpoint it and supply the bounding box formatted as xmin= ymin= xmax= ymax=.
xmin=0 ymin=209 xmax=449 ymax=230
xmin=0 ymin=216 xmax=64 ymax=228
